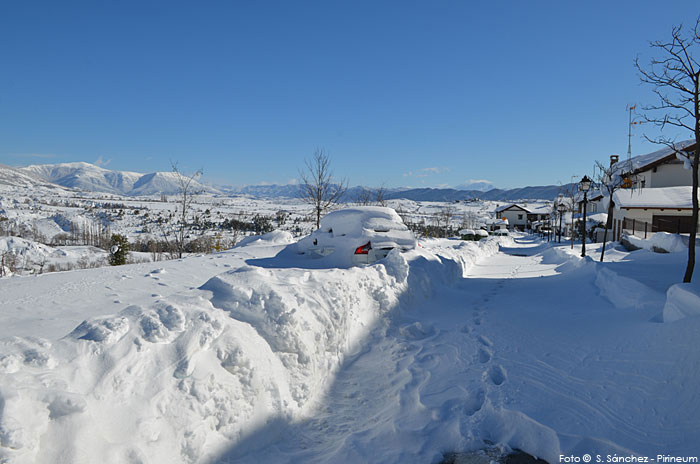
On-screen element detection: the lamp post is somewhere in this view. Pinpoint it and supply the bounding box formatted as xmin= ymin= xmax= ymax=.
xmin=579 ymin=175 xmax=592 ymax=257
xmin=557 ymin=201 xmax=566 ymax=244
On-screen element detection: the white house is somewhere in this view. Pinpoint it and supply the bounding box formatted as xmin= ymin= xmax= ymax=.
xmin=601 ymin=140 xmax=698 ymax=240
xmin=495 ymin=203 xmax=551 ymax=231
xmin=494 ymin=204 xmax=528 ymax=231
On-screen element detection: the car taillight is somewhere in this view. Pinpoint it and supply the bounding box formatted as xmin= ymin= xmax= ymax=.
xmin=354 ymin=241 xmax=371 ymax=255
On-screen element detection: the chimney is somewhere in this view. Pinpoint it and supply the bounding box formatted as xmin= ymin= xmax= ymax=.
xmin=610 ymin=154 xmax=619 ymax=167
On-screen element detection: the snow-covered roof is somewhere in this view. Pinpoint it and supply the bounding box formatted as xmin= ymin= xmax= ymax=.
xmin=527 ymin=204 xmax=552 ymax=214
xmin=613 ymin=139 xmax=695 ymax=175
xmin=613 ymin=186 xmax=697 ymax=209
xmin=494 ymin=203 xmax=530 ymax=213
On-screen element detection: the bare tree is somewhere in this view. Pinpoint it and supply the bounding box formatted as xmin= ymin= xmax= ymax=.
xmin=355 ymin=184 xmax=388 ymax=207
xmin=375 ymin=184 xmax=387 ymax=207
xmin=299 ymin=149 xmax=348 ymax=229
xmin=635 ymin=17 xmax=700 ymax=282
xmin=594 ymin=158 xmax=635 ymax=262
xmin=439 ymin=206 xmax=455 ymax=238
xmin=355 ymin=187 xmax=374 ymax=206
xmin=171 ymin=162 xmax=203 ymax=258
xmin=560 ymin=182 xmax=578 ymax=249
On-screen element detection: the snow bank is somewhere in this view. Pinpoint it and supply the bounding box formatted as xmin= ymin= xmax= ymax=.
xmin=594 ymin=267 xmax=660 ymax=310
xmin=0 ymin=235 xmax=505 ymax=463
xmin=235 ymin=230 xmax=295 ymax=248
xmin=663 ymin=283 xmax=700 ymax=322
xmin=623 ymin=232 xmax=687 ymax=253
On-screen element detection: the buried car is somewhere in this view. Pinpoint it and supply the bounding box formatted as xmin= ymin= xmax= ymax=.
xmin=295 ymin=206 xmax=417 ymax=265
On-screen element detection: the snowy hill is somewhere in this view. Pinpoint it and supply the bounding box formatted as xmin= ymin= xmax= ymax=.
xmin=20 ymin=162 xmax=218 ymax=196
xmin=0 ymin=164 xmax=70 ymax=191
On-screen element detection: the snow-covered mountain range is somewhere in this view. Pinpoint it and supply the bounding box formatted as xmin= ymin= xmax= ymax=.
xmin=5 ymin=162 xmax=565 ymax=201
xmin=19 ymin=162 xmax=217 ymax=196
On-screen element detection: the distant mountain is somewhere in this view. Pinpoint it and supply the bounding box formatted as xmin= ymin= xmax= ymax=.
xmin=218 ymin=184 xmax=409 ymax=202
xmin=455 ymin=180 xmax=495 ymax=192
xmin=219 ymin=183 xmax=302 ymax=198
xmin=20 ymin=162 xmax=218 ymax=196
xmin=478 ymin=184 xmax=573 ymax=201
xmin=384 ymin=184 xmax=572 ymax=202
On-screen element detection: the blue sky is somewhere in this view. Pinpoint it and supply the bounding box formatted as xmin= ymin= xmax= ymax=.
xmin=1 ymin=1 xmax=698 ymax=189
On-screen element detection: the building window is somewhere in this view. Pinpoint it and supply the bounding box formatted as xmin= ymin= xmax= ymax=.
xmin=518 ymin=214 xmax=523 ymax=220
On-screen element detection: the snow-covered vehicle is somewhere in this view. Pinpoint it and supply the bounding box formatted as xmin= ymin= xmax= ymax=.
xmin=295 ymin=206 xmax=417 ymax=265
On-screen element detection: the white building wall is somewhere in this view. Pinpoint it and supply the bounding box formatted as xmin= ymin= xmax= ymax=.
xmin=621 ymin=207 xmax=696 ymax=223
xmin=649 ymin=162 xmax=691 ymax=188
xmin=499 ymin=209 xmax=528 ymax=230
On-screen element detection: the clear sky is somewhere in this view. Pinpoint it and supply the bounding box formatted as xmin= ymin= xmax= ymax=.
xmin=1 ymin=1 xmax=698 ymax=189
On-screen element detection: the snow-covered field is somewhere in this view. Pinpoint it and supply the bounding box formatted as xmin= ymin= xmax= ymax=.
xmin=1 ymin=223 xmax=699 ymax=463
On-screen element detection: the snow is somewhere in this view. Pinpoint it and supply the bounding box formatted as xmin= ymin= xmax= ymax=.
xmin=613 ymin=186 xmax=697 ymax=209
xmin=1 ymin=211 xmax=699 ymax=462
xmin=663 ymin=283 xmax=700 ymax=322
xmin=624 ymin=231 xmax=687 ymax=253
xmin=313 ymin=206 xmax=412 ymax=238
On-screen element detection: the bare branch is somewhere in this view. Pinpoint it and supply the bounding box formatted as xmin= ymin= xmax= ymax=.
xmin=298 ymin=149 xmax=348 ymax=228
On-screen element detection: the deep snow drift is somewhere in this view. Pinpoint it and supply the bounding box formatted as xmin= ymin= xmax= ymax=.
xmin=0 ymin=232 xmax=699 ymax=463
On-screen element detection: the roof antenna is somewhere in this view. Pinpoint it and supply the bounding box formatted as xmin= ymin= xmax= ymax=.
xmin=626 ymin=104 xmax=639 ymax=163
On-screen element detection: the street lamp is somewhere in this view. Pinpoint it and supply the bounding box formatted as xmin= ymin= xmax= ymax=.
xmin=579 ymin=175 xmax=592 ymax=257
xmin=557 ymin=200 xmax=566 ymax=244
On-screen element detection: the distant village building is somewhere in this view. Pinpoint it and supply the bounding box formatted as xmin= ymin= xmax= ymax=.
xmin=494 ymin=203 xmax=550 ymax=231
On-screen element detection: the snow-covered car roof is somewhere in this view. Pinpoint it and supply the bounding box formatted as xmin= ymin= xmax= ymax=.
xmin=318 ymin=206 xmax=412 ymax=239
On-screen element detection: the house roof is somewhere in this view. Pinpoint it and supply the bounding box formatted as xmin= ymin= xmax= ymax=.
xmin=527 ymin=204 xmax=553 ymax=215
xmin=613 ymin=186 xmax=697 ymax=209
xmin=494 ymin=203 xmax=531 ymax=214
xmin=612 ymin=139 xmax=696 ymax=176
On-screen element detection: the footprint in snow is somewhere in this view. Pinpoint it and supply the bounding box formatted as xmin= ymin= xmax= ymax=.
xmin=464 ymin=389 xmax=486 ymax=416
xmin=399 ymin=322 xmax=437 ymax=341
xmin=487 ymin=365 xmax=507 ymax=386
xmin=478 ymin=335 xmax=493 ymax=347
xmin=435 ymin=390 xmax=485 ymax=420
xmin=477 ymin=347 xmax=492 ymax=364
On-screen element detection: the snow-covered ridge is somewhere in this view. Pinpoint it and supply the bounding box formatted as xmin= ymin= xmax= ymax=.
xmin=20 ymin=162 xmax=217 ymax=196
xmin=0 ymin=164 xmax=69 ymax=191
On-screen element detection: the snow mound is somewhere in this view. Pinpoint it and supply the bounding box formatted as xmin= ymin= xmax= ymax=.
xmin=623 ymin=232 xmax=686 ymax=253
xmin=235 ymin=230 xmax=295 ymax=248
xmin=595 ymin=267 xmax=659 ymax=311
xmin=663 ymin=283 xmax=700 ymax=322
